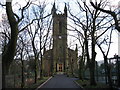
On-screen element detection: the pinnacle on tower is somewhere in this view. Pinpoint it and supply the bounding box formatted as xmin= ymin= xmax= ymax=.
xmin=75 ymin=44 xmax=78 ymax=52
xmin=51 ymin=2 xmax=56 ymax=16
xmin=64 ymin=3 xmax=67 ymax=16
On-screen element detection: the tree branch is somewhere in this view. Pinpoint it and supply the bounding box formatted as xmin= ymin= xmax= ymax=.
xmin=90 ymin=1 xmax=120 ymax=32
xmin=19 ymin=13 xmax=51 ymax=33
xmin=18 ymin=0 xmax=31 ymax=23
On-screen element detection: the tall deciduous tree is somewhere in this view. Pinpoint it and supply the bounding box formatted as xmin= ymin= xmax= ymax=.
xmin=2 ymin=1 xmax=19 ymax=88
xmin=90 ymin=0 xmax=118 ymax=87
xmin=1 ymin=0 xmax=32 ymax=88
xmin=0 ymin=0 xmax=51 ymax=87
xmin=68 ymin=0 xmax=114 ymax=86
xmin=97 ymin=27 xmax=113 ymax=87
xmin=27 ymin=1 xmax=52 ymax=82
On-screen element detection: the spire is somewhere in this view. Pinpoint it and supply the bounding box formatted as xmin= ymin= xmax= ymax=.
xmin=75 ymin=44 xmax=78 ymax=61
xmin=75 ymin=44 xmax=78 ymax=52
xmin=53 ymin=2 xmax=56 ymax=9
xmin=64 ymin=3 xmax=67 ymax=16
xmin=51 ymin=2 xmax=56 ymax=16
xmin=43 ymin=46 xmax=46 ymax=54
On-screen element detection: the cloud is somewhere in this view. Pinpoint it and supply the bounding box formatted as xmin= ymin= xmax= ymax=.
xmin=0 ymin=0 xmax=12 ymax=3
xmin=6 ymin=0 xmax=12 ymax=2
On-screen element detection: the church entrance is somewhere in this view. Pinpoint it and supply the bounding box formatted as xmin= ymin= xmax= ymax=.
xmin=58 ymin=64 xmax=62 ymax=72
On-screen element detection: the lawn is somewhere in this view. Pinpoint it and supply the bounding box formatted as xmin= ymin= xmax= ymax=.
xmin=76 ymin=79 xmax=110 ymax=88
xmin=25 ymin=77 xmax=50 ymax=89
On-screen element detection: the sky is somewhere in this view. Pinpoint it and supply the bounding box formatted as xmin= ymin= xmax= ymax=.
xmin=0 ymin=0 xmax=120 ymax=61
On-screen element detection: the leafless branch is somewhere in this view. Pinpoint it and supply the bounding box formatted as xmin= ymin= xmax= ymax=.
xmin=90 ymin=1 xmax=120 ymax=32
xmin=19 ymin=13 xmax=51 ymax=33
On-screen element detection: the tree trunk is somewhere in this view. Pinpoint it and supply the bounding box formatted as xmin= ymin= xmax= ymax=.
xmin=34 ymin=57 xmax=37 ymax=83
xmin=21 ymin=59 xmax=24 ymax=88
xmin=79 ymin=45 xmax=85 ymax=80
xmin=90 ymin=37 xmax=96 ymax=85
xmin=79 ymin=56 xmax=83 ymax=80
xmin=89 ymin=62 xmax=96 ymax=85
xmin=89 ymin=14 xmax=97 ymax=86
xmin=2 ymin=1 xmax=18 ymax=88
xmin=104 ymin=56 xmax=112 ymax=87
xmin=40 ymin=35 xmax=43 ymax=79
xmin=40 ymin=55 xmax=43 ymax=79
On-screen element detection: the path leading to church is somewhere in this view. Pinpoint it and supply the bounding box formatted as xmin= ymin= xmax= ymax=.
xmin=38 ymin=74 xmax=81 ymax=88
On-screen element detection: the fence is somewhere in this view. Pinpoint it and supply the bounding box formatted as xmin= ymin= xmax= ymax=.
xmin=83 ymin=57 xmax=120 ymax=88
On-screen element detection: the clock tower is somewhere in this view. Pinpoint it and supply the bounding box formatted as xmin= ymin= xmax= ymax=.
xmin=52 ymin=3 xmax=68 ymax=73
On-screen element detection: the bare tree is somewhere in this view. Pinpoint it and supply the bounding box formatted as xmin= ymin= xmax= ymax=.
xmin=27 ymin=16 xmax=40 ymax=83
xmin=26 ymin=1 xmax=52 ymax=82
xmin=0 ymin=14 xmax=10 ymax=55
xmin=14 ymin=30 xmax=31 ymax=88
xmin=90 ymin=0 xmax=120 ymax=32
xmin=0 ymin=0 xmax=51 ymax=87
xmin=0 ymin=0 xmax=32 ymax=88
xmin=97 ymin=28 xmax=113 ymax=87
xmin=68 ymin=0 xmax=114 ymax=86
xmin=67 ymin=30 xmax=86 ymax=79
xmin=17 ymin=35 xmax=25 ymax=88
xmin=90 ymin=0 xmax=119 ymax=87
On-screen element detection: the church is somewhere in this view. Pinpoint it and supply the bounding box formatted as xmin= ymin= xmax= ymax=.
xmin=43 ymin=3 xmax=78 ymax=76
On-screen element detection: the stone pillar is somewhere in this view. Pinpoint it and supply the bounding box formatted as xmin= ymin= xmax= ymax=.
xmin=118 ymin=33 xmax=120 ymax=57
xmin=118 ymin=1 xmax=120 ymax=57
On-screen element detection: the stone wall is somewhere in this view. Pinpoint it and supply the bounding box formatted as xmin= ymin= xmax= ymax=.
xmin=0 ymin=54 xmax=2 ymax=89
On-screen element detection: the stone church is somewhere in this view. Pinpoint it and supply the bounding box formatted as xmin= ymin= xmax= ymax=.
xmin=43 ymin=3 xmax=78 ymax=76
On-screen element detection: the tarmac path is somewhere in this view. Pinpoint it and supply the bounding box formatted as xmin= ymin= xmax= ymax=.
xmin=40 ymin=74 xmax=80 ymax=88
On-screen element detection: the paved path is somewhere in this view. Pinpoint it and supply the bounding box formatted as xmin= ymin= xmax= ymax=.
xmin=40 ymin=74 xmax=80 ymax=88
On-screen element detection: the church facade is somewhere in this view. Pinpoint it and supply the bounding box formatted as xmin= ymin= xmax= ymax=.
xmin=43 ymin=3 xmax=78 ymax=76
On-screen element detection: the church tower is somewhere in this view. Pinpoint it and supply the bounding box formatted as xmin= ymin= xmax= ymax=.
xmin=43 ymin=3 xmax=78 ymax=76
xmin=52 ymin=3 xmax=67 ymax=73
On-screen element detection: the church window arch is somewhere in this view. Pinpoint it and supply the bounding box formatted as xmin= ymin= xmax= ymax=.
xmin=59 ymin=21 xmax=62 ymax=33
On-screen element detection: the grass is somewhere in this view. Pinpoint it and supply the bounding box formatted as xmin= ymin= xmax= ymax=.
xmin=76 ymin=79 xmax=110 ymax=88
xmin=6 ymin=75 xmax=50 ymax=88
xmin=25 ymin=77 xmax=50 ymax=89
